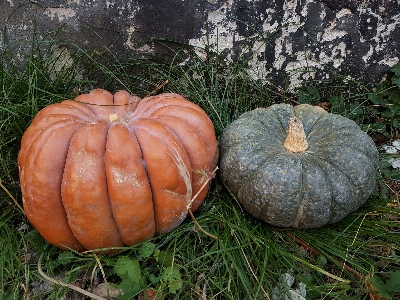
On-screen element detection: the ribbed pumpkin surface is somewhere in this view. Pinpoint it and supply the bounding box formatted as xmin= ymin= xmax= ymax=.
xmin=18 ymin=89 xmax=218 ymax=251
xmin=219 ymin=104 xmax=378 ymax=229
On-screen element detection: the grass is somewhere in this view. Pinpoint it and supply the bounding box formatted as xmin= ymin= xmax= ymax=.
xmin=0 ymin=29 xmax=399 ymax=300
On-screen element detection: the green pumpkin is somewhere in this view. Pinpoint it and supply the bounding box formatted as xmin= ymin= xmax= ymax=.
xmin=219 ymin=104 xmax=378 ymax=229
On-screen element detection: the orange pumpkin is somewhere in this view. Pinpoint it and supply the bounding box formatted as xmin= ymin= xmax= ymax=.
xmin=18 ymin=89 xmax=218 ymax=252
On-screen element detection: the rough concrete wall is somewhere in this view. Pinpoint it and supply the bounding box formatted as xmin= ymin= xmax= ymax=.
xmin=188 ymin=0 xmax=400 ymax=89
xmin=1 ymin=0 xmax=399 ymax=89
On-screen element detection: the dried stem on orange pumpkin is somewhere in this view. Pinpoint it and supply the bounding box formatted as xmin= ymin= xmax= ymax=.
xmin=187 ymin=166 xmax=219 ymax=240
xmin=146 ymin=80 xmax=169 ymax=97
xmin=283 ymin=117 xmax=308 ymax=153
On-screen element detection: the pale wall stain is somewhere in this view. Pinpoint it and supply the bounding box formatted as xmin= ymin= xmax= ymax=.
xmin=188 ymin=0 xmax=241 ymax=62
xmin=66 ymin=0 xmax=82 ymax=4
xmin=49 ymin=45 xmax=83 ymax=82
xmin=124 ymin=5 xmax=141 ymax=50
xmin=188 ymin=0 xmax=400 ymax=90
xmin=44 ymin=8 xmax=77 ymax=22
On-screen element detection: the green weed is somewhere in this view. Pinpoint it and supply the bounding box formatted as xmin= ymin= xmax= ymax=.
xmin=0 ymin=28 xmax=399 ymax=300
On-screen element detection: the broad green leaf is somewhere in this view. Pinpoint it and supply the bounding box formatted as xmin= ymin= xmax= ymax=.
xmin=140 ymin=241 xmax=156 ymax=258
xmin=154 ymin=250 xmax=173 ymax=267
xmin=117 ymin=278 xmax=141 ymax=300
xmin=149 ymin=273 xmax=159 ymax=283
xmin=383 ymin=270 xmax=400 ymax=295
xmin=114 ymin=257 xmax=142 ymax=283
xmin=368 ymin=92 xmax=380 ymax=104
xmin=56 ymin=251 xmax=75 ymax=266
xmin=296 ymin=272 xmax=314 ymax=284
xmin=161 ymin=266 xmax=182 ymax=294
xmin=368 ymin=272 xmax=400 ymax=300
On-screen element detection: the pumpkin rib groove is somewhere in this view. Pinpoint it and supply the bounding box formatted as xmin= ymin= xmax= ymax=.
xmin=304 ymin=150 xmax=358 ymax=186
xmin=299 ymin=114 xmax=326 ymax=136
xmin=103 ymin=125 xmax=124 ymax=243
xmin=60 ymin=100 xmax=100 ymax=118
xmin=21 ymin=121 xmax=86 ymax=250
xmin=74 ymin=102 xmax=98 ymax=118
xmin=305 ymin=152 xmax=359 ymax=195
xmin=256 ymin=118 xmax=287 ymax=145
xmin=131 ymin=119 xmax=192 ymax=235
xmin=307 ymin=113 xmax=360 ymax=133
xmin=18 ymin=118 xmax=85 ymax=169
xmin=220 ymin=126 xmax=284 ymax=198
xmin=307 ymin=126 xmax=356 ymax=141
xmin=62 ymin=123 xmax=125 ymax=250
xmin=112 ymin=90 xmax=141 ymax=116
xmin=34 ymin=111 xmax=93 ymax=127
xmin=237 ymin=154 xmax=303 ymax=226
xmin=255 ymin=153 xmax=352 ymax=228
xmin=270 ymin=107 xmax=294 ymax=133
xmin=312 ymin=131 xmax=378 ymax=162
xmin=252 ymin=151 xmax=286 ymax=174
xmin=301 ymin=148 xmax=376 ymax=224
xmin=220 ymin=117 xmax=284 ymax=153
xmin=130 ymin=98 xmax=159 ymax=117
xmin=40 ymin=113 xmax=87 ymax=124
xmin=308 ymin=128 xmax=367 ymax=146
xmin=133 ymin=96 xmax=176 ymax=117
xmin=105 ymin=124 xmax=155 ymax=245
xmin=319 ymin=146 xmax=376 ymax=173
xmin=18 ymin=111 xmax=93 ymax=165
xmin=292 ymin=155 xmax=336 ymax=228
xmin=307 ymin=154 xmax=360 ymax=223
xmin=151 ymin=115 xmax=210 ymax=210
xmin=134 ymin=95 xmax=206 ymax=121
xmin=150 ymin=106 xmax=217 ymax=160
xmin=290 ymin=158 xmax=306 ymax=228
xmin=302 ymin=155 xmax=336 ymax=226
xmin=74 ymin=89 xmax=115 ymax=119
xmin=32 ymin=103 xmax=96 ymax=125
xmin=234 ymin=152 xmax=295 ymax=216
xmin=292 ymin=105 xmax=329 ymax=135
xmin=128 ymin=123 xmax=157 ymax=231
xmin=307 ymin=150 xmax=366 ymax=189
xmin=316 ymin=145 xmax=378 ymax=198
xmin=19 ymin=119 xmax=86 ymax=180
xmin=263 ymin=109 xmax=290 ymax=135
xmin=319 ymin=152 xmax=376 ymax=207
xmin=225 ymin=148 xmax=282 ymax=196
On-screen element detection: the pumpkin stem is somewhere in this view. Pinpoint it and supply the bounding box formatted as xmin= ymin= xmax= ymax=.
xmin=283 ymin=117 xmax=308 ymax=153
xmin=109 ymin=113 xmax=119 ymax=123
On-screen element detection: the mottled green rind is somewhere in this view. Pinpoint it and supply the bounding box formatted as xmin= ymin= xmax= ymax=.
xmin=219 ymin=104 xmax=379 ymax=229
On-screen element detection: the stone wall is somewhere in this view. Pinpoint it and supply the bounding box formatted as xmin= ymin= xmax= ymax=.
xmin=1 ymin=0 xmax=399 ymax=89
